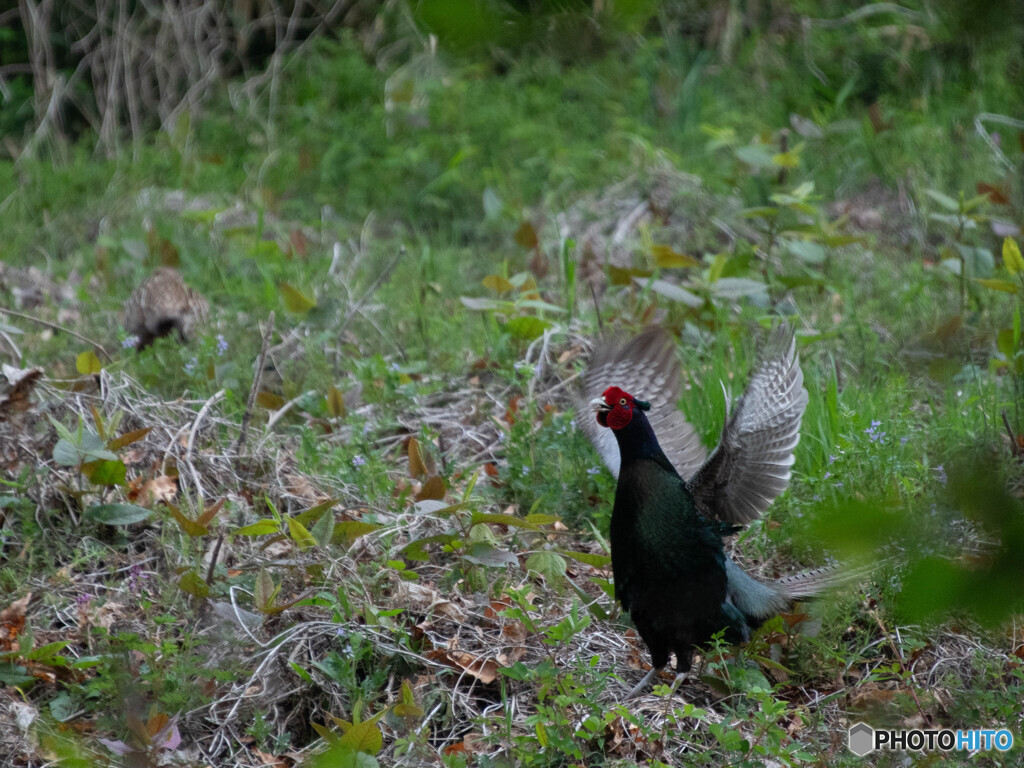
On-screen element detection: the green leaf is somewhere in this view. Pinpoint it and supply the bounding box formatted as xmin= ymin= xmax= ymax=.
xmin=734 ymin=145 xmax=775 ymax=169
xmin=178 ymin=569 xmax=211 ymax=598
xmin=785 ymin=240 xmax=827 ymax=265
xmin=401 ymin=533 xmax=460 ymax=561
xmin=525 ymin=551 xmax=567 ymax=584
xmin=925 ymin=189 xmax=960 ymax=212
xmin=167 ymin=504 xmax=208 ymax=537
xmin=339 ymin=718 xmax=384 ymax=755
xmin=85 ymin=460 xmax=127 ymax=486
xmin=459 ymin=296 xmax=508 ymax=311
xmin=75 ymin=350 xmax=102 ymax=375
xmin=280 ymin=282 xmax=316 ymax=313
xmin=85 ymin=503 xmax=152 ymax=525
xmin=557 ymin=549 xmax=611 ymax=568
xmin=482 ymin=274 xmax=515 ymax=293
xmin=53 ymin=431 xmax=117 ymax=466
xmin=523 ymin=513 xmax=561 ymax=527
xmin=235 ymin=519 xmax=280 ymax=536
xmin=1003 ymin=237 xmax=1024 ymax=275
xmin=332 ymin=520 xmax=383 ymax=547
xmin=254 ymin=567 xmax=280 ymax=612
xmin=505 ymin=315 xmax=551 ymax=341
xmin=462 ymin=543 xmax=518 ymax=567
xmin=286 ymin=516 xmax=317 ymax=549
xmin=973 ymin=278 xmax=1020 ymax=294
xmin=633 ymin=277 xmax=702 ymax=307
xmin=311 ymin=507 xmax=335 ymax=546
xmin=711 ymin=277 xmax=768 ymax=299
xmin=470 ymin=511 xmax=539 ymax=530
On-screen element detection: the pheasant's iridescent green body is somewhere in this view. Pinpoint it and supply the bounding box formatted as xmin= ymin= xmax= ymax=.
xmin=609 ymin=410 xmax=747 ymax=671
xmin=581 ymin=326 xmax=838 ymax=679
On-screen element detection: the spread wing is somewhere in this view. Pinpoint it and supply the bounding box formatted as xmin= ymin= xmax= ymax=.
xmin=687 ymin=324 xmax=808 ymax=524
xmin=578 ymin=327 xmax=707 ymax=480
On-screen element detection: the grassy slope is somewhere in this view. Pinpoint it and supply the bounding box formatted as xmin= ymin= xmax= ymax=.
xmin=1 ymin=16 xmax=1023 ymax=768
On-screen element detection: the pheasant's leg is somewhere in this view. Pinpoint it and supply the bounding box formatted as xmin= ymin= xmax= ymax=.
xmin=667 ymin=671 xmax=687 ymax=699
xmin=626 ymin=667 xmax=658 ymax=698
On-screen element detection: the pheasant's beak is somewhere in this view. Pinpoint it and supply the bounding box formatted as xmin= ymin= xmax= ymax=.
xmin=589 ymin=396 xmax=611 ymax=413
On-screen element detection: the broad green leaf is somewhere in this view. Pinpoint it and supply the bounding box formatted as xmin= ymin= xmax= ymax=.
xmin=256 ymin=391 xmax=285 ymax=410
xmin=651 ymin=245 xmax=701 ymax=268
xmin=332 ymin=520 xmax=383 ymax=547
xmin=327 ymin=386 xmax=347 ymax=418
xmin=459 ymin=296 xmax=508 ymax=311
xmin=167 ymin=504 xmax=208 ymax=537
xmin=526 ymin=551 xmax=567 ymax=584
xmin=973 ymin=278 xmax=1020 ymax=294
xmin=1003 ymin=237 xmax=1024 ymax=275
xmin=771 ymin=150 xmax=801 ymax=168
xmin=712 ymin=277 xmax=768 ymax=299
xmin=558 ymin=549 xmax=612 ymax=568
xmin=516 ymin=299 xmax=566 ymax=314
xmin=608 ymin=266 xmax=652 ymax=285
xmin=505 ymin=316 xmax=550 ymax=341
xmin=339 ymin=719 xmax=383 ymax=755
xmin=925 ymin=189 xmax=960 ymax=212
xmin=470 ymin=511 xmax=540 ymax=530
xmin=462 ymin=543 xmax=518 ymax=568
xmin=524 ymin=513 xmax=561 ymax=526
xmin=279 ymin=282 xmax=316 ymax=313
xmin=482 ymin=187 xmax=503 ymax=220
xmin=75 ymin=351 xmax=102 ymax=375
xmin=178 ymin=569 xmax=210 ymax=598
xmin=235 ymin=519 xmax=280 ymax=536
xmin=293 ymin=498 xmax=340 ymax=528
xmin=286 ymin=516 xmax=317 ymax=549
xmin=408 ymin=437 xmax=428 ymax=479
xmin=85 ymin=460 xmax=127 ymax=486
xmin=254 ymin=567 xmax=280 ymax=612
xmin=54 ymin=431 xmax=117 ymax=466
xmin=311 ymin=507 xmax=335 ymax=546
xmin=107 ymin=427 xmax=152 ymax=451
xmin=633 ymin=277 xmax=702 ymax=308
xmin=734 ymin=145 xmax=775 ymax=169
xmin=85 ymin=503 xmax=152 ymax=525
xmin=482 ymin=274 xmax=515 ymax=293
xmin=415 ymin=475 xmax=446 ymax=501
xmin=785 ymin=240 xmax=827 ymax=265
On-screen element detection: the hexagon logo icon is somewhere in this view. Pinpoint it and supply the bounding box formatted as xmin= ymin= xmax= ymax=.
xmin=848 ymin=722 xmax=874 ymax=756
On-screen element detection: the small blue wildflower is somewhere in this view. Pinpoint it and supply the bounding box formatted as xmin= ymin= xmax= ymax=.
xmin=352 ymin=454 xmax=366 ymax=468
xmin=828 ymin=454 xmax=837 ymax=465
xmin=812 ymin=494 xmax=822 ymax=502
xmin=122 ymin=335 xmax=139 ymax=349
xmin=871 ymin=420 xmax=882 ymax=428
xmin=184 ymin=357 xmax=198 ymax=375
xmin=521 ymin=466 xmax=530 ymax=476
xmin=936 ymin=465 xmax=947 ymax=485
xmin=900 ymin=436 xmax=909 ymax=447
xmin=833 ymin=482 xmax=844 ymax=488
xmin=823 ymin=471 xmax=832 ymax=480
xmin=216 ymin=334 xmax=228 ymax=356
xmin=586 ymin=466 xmax=601 ymax=476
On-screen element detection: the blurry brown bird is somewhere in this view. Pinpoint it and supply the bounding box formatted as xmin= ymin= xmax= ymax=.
xmin=124 ymin=268 xmax=208 ymax=351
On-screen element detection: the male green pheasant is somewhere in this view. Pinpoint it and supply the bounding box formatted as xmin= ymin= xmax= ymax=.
xmin=580 ymin=325 xmax=835 ymax=695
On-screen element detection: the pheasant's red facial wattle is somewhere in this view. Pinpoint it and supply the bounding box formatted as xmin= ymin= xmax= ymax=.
xmin=599 ymin=386 xmax=636 ymax=431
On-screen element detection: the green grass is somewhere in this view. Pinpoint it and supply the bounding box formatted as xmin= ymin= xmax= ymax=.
xmin=1 ymin=14 xmax=1023 ymax=768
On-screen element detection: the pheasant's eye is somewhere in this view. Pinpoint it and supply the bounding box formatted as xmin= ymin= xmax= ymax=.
xmin=619 ymin=398 xmax=627 ymax=406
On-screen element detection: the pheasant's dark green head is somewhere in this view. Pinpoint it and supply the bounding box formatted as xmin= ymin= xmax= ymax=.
xmin=591 ymin=386 xmax=651 ymax=430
